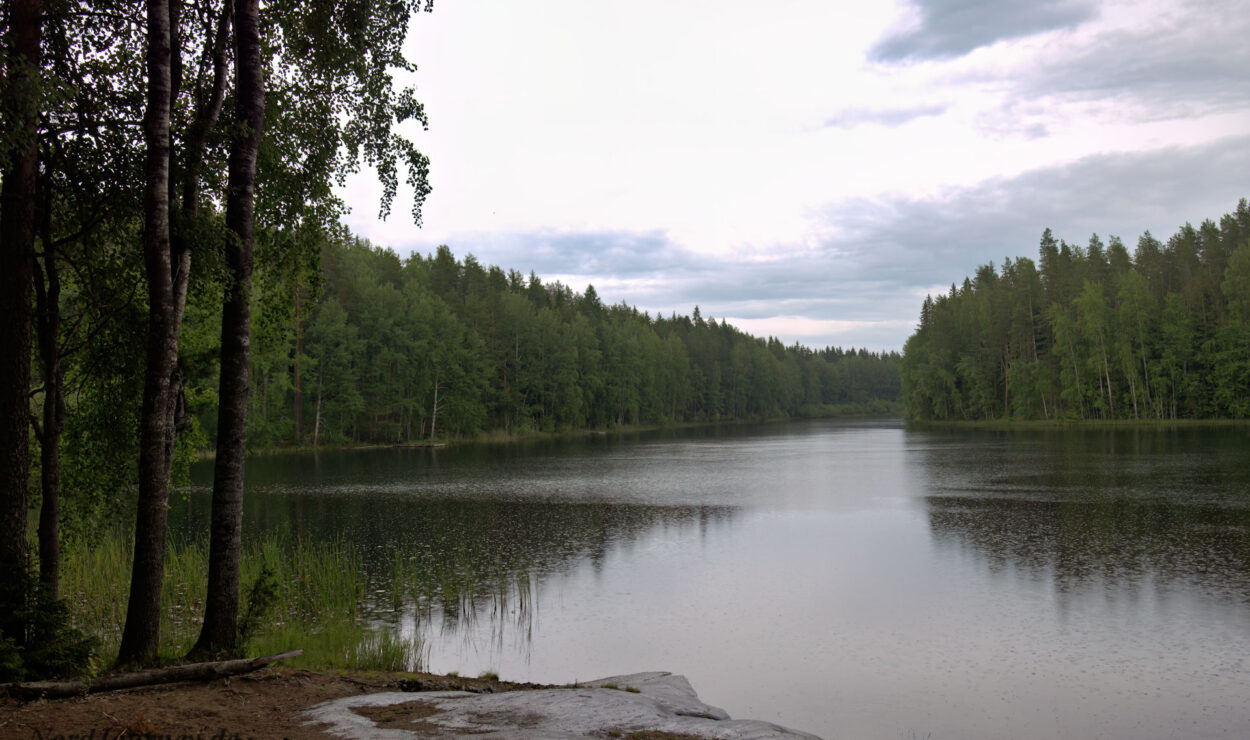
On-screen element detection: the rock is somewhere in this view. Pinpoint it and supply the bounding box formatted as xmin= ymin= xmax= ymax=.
xmin=304 ymin=671 xmax=821 ymax=739
xmin=584 ymin=671 xmax=730 ymax=720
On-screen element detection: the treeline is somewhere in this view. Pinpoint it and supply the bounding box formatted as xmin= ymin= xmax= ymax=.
xmin=221 ymin=239 xmax=902 ymax=447
xmin=902 ymin=199 xmax=1250 ymax=421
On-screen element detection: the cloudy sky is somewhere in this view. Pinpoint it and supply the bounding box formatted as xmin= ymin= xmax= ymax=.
xmin=340 ymin=0 xmax=1250 ymax=351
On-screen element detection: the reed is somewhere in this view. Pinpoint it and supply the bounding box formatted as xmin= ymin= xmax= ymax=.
xmin=59 ymin=531 xmax=423 ymax=672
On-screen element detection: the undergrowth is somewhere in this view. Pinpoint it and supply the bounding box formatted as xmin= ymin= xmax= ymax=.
xmin=59 ymin=532 xmax=424 ymax=672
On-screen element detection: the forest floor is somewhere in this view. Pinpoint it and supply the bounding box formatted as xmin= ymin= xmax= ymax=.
xmin=0 ymin=668 xmax=551 ymax=739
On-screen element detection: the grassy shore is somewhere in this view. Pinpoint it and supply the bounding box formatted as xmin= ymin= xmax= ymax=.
xmin=60 ymin=532 xmax=424 ymax=674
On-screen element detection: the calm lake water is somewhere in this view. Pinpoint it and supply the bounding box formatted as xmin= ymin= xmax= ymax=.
xmin=181 ymin=419 xmax=1250 ymax=740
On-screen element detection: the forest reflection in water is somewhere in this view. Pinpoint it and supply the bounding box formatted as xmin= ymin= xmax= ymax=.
xmin=918 ymin=425 xmax=1250 ymax=611
xmin=175 ymin=421 xmax=1250 ymax=739
xmin=176 ymin=438 xmax=744 ymax=662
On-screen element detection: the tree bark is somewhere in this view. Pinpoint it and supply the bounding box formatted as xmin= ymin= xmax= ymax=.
xmin=1136 ymin=316 xmax=1153 ymax=417
xmin=1066 ymin=337 xmax=1084 ymax=419
xmin=164 ymin=0 xmax=232 ymax=476
xmin=0 ymin=0 xmax=43 ymax=610
xmin=192 ymin=0 xmax=264 ymax=656
xmin=294 ymin=287 xmax=303 ymax=442
xmin=117 ymin=0 xmax=177 ymax=667
xmin=179 ymin=0 xmax=232 ymax=221
xmin=33 ymin=229 xmax=65 ymax=599
xmin=1098 ymin=333 xmax=1114 ymax=418
xmin=430 ymin=375 xmax=441 ymax=442
xmin=313 ymin=381 xmax=322 ymax=447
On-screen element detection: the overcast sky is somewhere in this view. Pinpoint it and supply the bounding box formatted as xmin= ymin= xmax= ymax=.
xmin=339 ymin=0 xmax=1250 ymax=352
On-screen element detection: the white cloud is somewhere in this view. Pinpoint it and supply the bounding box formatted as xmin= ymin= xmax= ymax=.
xmin=724 ymin=316 xmax=916 ymax=349
xmin=869 ymin=0 xmax=1097 ymax=62
xmin=337 ymin=0 xmax=1250 ymax=352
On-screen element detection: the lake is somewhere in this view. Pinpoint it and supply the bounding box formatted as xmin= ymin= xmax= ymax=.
xmin=181 ymin=419 xmax=1250 ymax=739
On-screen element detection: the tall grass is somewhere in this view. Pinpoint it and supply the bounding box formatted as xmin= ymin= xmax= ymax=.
xmin=60 ymin=532 xmax=424 ymax=672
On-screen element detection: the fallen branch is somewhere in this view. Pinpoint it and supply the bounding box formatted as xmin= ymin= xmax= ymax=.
xmin=3 ymin=649 xmax=303 ymax=701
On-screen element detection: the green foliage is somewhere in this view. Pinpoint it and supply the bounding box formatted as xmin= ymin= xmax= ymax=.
xmin=903 ymin=198 xmax=1250 ymax=421
xmin=0 ymin=573 xmax=96 ymax=681
xmin=23 ymin=0 xmax=438 ymax=525
xmin=0 ymin=634 xmax=22 ymax=681
xmin=180 ymin=236 xmax=902 ymax=448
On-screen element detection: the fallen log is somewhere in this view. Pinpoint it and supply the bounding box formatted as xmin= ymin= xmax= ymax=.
xmin=2 ymin=649 xmax=303 ymax=701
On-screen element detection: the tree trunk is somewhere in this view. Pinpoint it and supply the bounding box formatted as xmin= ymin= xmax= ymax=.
xmin=161 ymin=0 xmax=189 ymax=480
xmin=164 ymin=0 xmax=232 ymax=477
xmin=183 ymin=0 xmax=232 ymax=216
xmin=192 ymin=0 xmax=265 ymax=656
xmin=1136 ymin=317 xmax=1153 ymax=417
xmin=1002 ymin=346 xmax=1009 ymax=417
xmin=294 ymin=287 xmax=303 ymax=442
xmin=5 ymin=650 xmax=302 ymax=700
xmin=313 ymin=382 xmax=322 ymax=447
xmin=1098 ymin=333 xmax=1114 ymax=418
xmin=118 ymin=0 xmax=177 ymax=667
xmin=0 ymin=0 xmax=42 ymax=610
xmin=33 ymin=237 xmax=65 ymax=599
xmin=1066 ymin=338 xmax=1084 ymax=419
xmin=430 ymin=375 xmax=441 ymax=442
xmin=1128 ymin=371 xmax=1138 ymax=419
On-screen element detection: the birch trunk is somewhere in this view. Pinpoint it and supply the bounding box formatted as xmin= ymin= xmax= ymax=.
xmin=118 ymin=0 xmax=177 ymax=666
xmin=193 ymin=0 xmax=265 ymax=656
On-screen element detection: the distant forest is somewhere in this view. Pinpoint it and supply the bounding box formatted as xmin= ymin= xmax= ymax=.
xmin=902 ymin=199 xmax=1250 ymax=421
xmin=200 ymin=239 xmax=903 ymax=447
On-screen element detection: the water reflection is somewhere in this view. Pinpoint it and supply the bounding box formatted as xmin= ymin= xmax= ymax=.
xmin=175 ymin=444 xmax=739 ymax=664
xmin=168 ymin=421 xmax=1250 ymax=739
xmin=915 ymin=426 xmax=1250 ymax=611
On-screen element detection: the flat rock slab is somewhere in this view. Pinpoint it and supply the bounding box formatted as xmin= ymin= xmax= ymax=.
xmin=304 ymin=671 xmax=821 ymax=739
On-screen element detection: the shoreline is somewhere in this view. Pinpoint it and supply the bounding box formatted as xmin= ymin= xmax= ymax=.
xmin=3 ymin=667 xmax=820 ymax=739
xmin=196 ymin=405 xmax=904 ymax=460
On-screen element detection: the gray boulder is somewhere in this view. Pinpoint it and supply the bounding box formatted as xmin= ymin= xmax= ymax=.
xmin=304 ymin=671 xmax=821 ymax=739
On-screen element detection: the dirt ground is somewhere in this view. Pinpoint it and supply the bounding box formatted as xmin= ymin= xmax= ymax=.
xmin=0 ymin=669 xmax=543 ymax=740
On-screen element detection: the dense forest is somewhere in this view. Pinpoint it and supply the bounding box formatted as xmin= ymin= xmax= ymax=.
xmin=902 ymin=199 xmax=1250 ymax=421
xmin=209 ymin=238 xmax=902 ymax=447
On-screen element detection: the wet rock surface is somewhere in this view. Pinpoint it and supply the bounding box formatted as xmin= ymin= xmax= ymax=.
xmin=305 ymin=671 xmax=822 ymax=739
